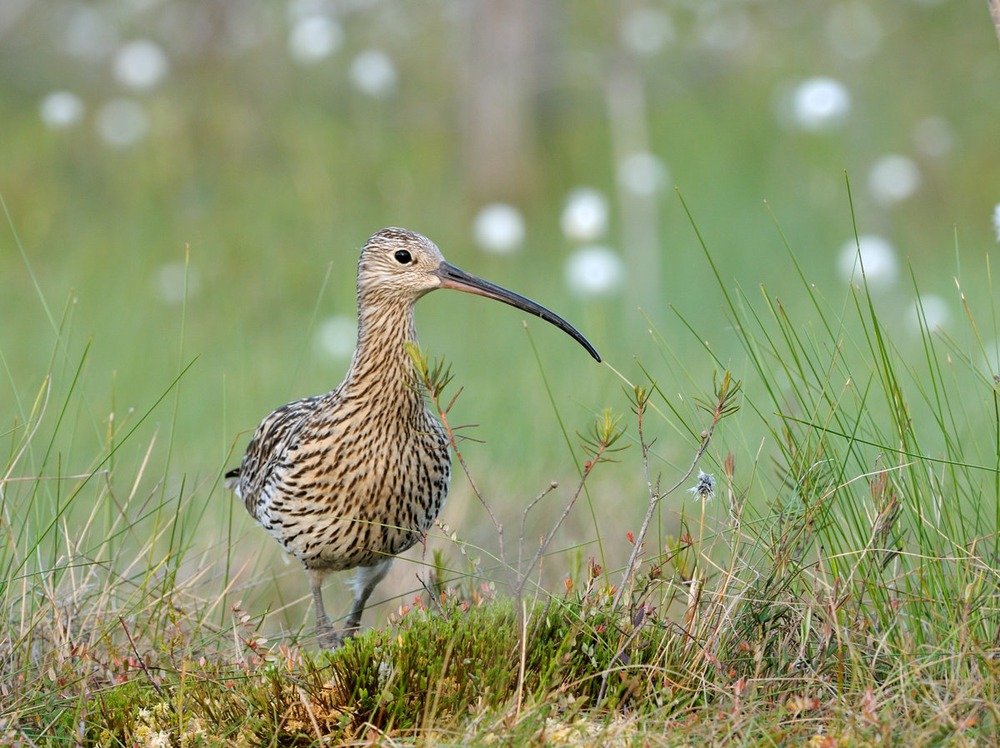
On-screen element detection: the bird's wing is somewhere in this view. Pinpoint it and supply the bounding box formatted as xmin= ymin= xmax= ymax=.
xmin=227 ymin=395 xmax=324 ymax=502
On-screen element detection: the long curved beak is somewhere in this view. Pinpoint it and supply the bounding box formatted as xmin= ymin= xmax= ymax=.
xmin=434 ymin=261 xmax=601 ymax=362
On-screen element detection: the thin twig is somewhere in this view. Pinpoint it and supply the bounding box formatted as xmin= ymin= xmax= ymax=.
xmin=517 ymin=482 xmax=560 ymax=587
xmin=515 ymin=451 xmax=603 ymax=601
xmin=612 ymin=374 xmax=738 ymax=613
xmin=416 ymin=350 xmax=514 ymax=596
xmin=119 ymin=616 xmax=165 ymax=697
xmin=416 ymin=573 xmax=448 ymax=618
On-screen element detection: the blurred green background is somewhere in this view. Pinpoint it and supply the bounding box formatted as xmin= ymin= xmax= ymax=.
xmin=3 ymin=1 xmax=999 ymax=627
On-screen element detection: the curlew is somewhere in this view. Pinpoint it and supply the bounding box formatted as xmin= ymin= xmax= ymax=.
xmin=226 ymin=227 xmax=600 ymax=648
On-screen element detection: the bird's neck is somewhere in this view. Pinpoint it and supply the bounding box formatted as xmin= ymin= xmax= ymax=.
xmin=341 ymin=299 xmax=424 ymax=404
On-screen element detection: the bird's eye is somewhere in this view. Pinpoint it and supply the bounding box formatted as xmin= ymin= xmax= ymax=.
xmin=394 ymin=249 xmax=412 ymax=264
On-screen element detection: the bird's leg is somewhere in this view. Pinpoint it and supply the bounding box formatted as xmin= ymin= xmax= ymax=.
xmin=308 ymin=568 xmax=339 ymax=650
xmin=341 ymin=558 xmax=394 ymax=640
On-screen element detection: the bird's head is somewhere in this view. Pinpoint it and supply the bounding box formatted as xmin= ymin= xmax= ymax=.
xmin=356 ymin=227 xmax=601 ymax=362
xmin=357 ymin=227 xmax=447 ymax=303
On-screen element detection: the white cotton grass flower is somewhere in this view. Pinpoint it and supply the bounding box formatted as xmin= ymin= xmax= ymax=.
xmin=617 ymin=152 xmax=669 ymax=197
xmin=288 ymin=14 xmax=343 ymax=64
xmin=114 ymin=39 xmax=169 ymax=91
xmin=315 ymin=314 xmax=358 ymax=360
xmin=992 ymin=203 xmax=1000 ymax=243
xmin=349 ymin=49 xmax=397 ymax=99
xmin=908 ymin=294 xmax=949 ymax=333
xmin=784 ymin=77 xmax=851 ymax=132
xmin=564 ymin=245 xmax=625 ymax=298
xmin=62 ymin=4 xmax=118 ymax=61
xmin=472 ymin=203 xmax=524 ymax=254
xmin=40 ymin=91 xmax=84 ymax=129
xmin=95 ymin=98 xmax=149 ymax=148
xmin=688 ymin=471 xmax=715 ymax=502
xmin=912 ymin=116 xmax=954 ymax=158
xmin=837 ymin=235 xmax=899 ymax=289
xmin=155 ymin=261 xmax=200 ymax=305
xmin=560 ymin=188 xmax=609 ymax=243
xmin=868 ymin=154 xmax=921 ymax=206
xmin=377 ymin=657 xmax=393 ymax=685
xmin=619 ymin=7 xmax=675 ymax=57
xmin=146 ymin=731 xmax=171 ymax=748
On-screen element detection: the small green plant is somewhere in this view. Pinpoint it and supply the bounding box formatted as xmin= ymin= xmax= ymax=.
xmin=5 ymin=192 xmax=1000 ymax=744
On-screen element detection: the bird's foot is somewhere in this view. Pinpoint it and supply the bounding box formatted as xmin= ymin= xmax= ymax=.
xmin=316 ymin=623 xmax=343 ymax=651
xmin=316 ymin=624 xmax=362 ymax=651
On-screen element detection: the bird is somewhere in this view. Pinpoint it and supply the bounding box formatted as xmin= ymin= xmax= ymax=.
xmin=226 ymin=227 xmax=601 ymax=649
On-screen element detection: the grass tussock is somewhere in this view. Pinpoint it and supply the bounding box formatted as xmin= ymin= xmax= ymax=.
xmin=4 ymin=203 xmax=1000 ymax=746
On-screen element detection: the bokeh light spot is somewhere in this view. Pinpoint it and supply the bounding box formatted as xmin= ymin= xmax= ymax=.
xmin=868 ymin=154 xmax=921 ymax=205
xmin=155 ymin=261 xmax=200 ymax=305
xmin=908 ymin=294 xmax=949 ymax=332
xmin=62 ymin=5 xmax=118 ymax=60
xmin=473 ymin=204 xmax=525 ymax=254
xmin=40 ymin=91 xmax=84 ymax=129
xmin=288 ymin=15 xmax=343 ymax=64
xmin=617 ymin=152 xmax=669 ymax=197
xmin=837 ymin=235 xmax=898 ymax=288
xmin=560 ymin=188 xmax=609 ymax=243
xmin=564 ymin=246 xmax=625 ymax=298
xmin=95 ymin=98 xmax=149 ymax=148
xmin=315 ymin=315 xmax=358 ymax=360
xmin=912 ymin=116 xmax=954 ymax=158
xmin=620 ymin=7 xmax=675 ymax=56
xmin=787 ymin=77 xmax=851 ymax=131
xmin=349 ymin=49 xmax=398 ymax=99
xmin=114 ymin=39 xmax=169 ymax=91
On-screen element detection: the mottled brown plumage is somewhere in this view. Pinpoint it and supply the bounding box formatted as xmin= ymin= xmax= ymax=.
xmin=227 ymin=227 xmax=600 ymax=648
